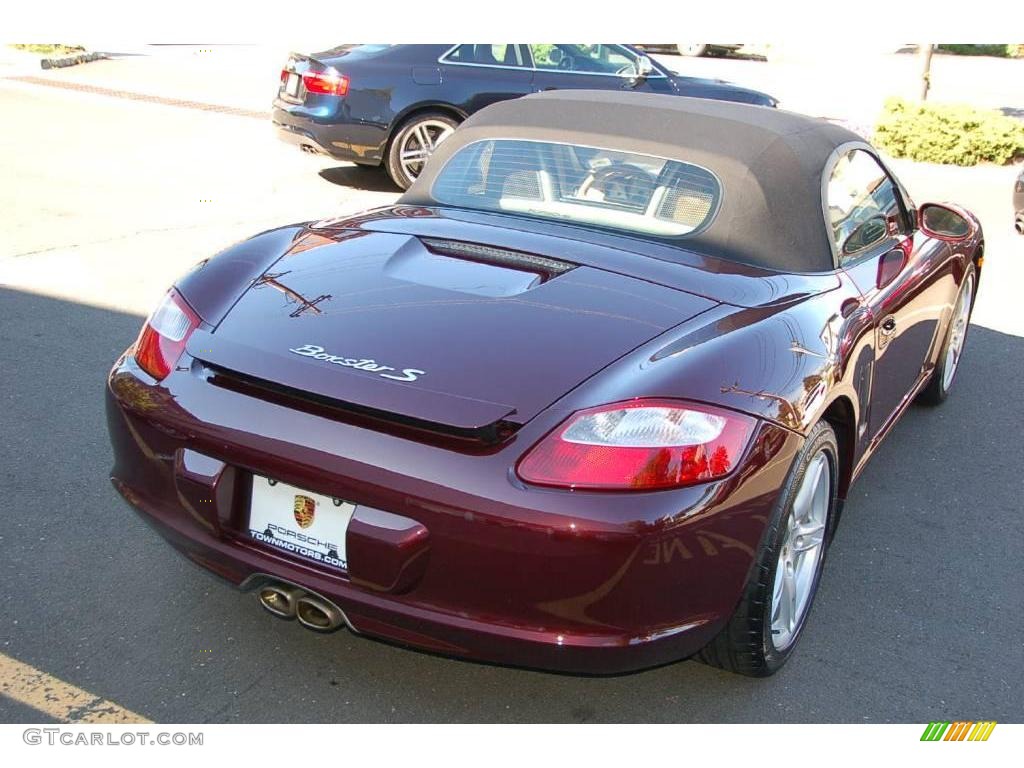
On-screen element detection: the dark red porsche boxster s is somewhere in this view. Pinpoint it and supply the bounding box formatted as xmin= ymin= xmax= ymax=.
xmin=106 ymin=91 xmax=983 ymax=677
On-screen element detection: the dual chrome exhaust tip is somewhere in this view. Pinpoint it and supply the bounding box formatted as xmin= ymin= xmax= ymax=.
xmin=256 ymin=581 xmax=347 ymax=633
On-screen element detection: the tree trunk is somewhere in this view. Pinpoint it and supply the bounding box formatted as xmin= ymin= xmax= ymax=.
xmin=919 ymin=44 xmax=934 ymax=101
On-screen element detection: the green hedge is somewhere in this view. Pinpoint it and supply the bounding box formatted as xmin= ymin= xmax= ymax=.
xmin=874 ymin=98 xmax=1024 ymax=166
xmin=937 ymin=44 xmax=1023 ymax=58
xmin=10 ymin=43 xmax=85 ymax=56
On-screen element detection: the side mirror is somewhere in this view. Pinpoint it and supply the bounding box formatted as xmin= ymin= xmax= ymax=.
xmin=627 ymin=55 xmax=654 ymax=85
xmin=919 ymin=203 xmax=973 ymax=241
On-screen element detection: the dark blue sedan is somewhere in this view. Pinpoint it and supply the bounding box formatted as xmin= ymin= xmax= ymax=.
xmin=272 ymin=44 xmax=777 ymax=189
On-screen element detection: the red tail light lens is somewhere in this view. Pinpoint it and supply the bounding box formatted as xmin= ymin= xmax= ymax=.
xmin=516 ymin=399 xmax=756 ymax=491
xmin=302 ymin=70 xmax=349 ymax=96
xmin=134 ymin=289 xmax=201 ymax=381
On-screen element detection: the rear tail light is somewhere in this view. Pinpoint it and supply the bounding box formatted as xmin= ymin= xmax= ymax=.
xmin=134 ymin=289 xmax=201 ymax=381
xmin=302 ymin=70 xmax=349 ymax=96
xmin=516 ymin=399 xmax=756 ymax=491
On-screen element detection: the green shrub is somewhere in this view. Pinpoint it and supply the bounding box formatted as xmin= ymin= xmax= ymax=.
xmin=10 ymin=43 xmax=84 ymax=56
xmin=936 ymin=44 xmax=1017 ymax=57
xmin=874 ymin=98 xmax=1024 ymax=166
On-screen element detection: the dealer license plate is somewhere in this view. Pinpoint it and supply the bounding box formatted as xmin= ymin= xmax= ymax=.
xmin=284 ymin=72 xmax=301 ymax=98
xmin=248 ymin=476 xmax=356 ymax=570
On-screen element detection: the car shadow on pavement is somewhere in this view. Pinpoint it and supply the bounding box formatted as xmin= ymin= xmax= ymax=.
xmin=0 ymin=284 xmax=1021 ymax=724
xmin=721 ymin=51 xmax=767 ymax=62
xmin=318 ymin=164 xmax=400 ymax=193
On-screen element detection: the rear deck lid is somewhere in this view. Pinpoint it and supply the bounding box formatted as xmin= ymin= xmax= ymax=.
xmin=188 ymin=230 xmax=715 ymax=432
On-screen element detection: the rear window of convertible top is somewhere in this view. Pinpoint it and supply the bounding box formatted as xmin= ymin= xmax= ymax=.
xmin=430 ymin=139 xmax=721 ymax=238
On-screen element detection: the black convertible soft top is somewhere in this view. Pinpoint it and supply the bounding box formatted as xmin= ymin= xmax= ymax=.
xmin=401 ymin=90 xmax=869 ymax=273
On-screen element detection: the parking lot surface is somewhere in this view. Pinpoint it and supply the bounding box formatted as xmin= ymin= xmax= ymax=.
xmin=1 ymin=49 xmax=1022 ymax=723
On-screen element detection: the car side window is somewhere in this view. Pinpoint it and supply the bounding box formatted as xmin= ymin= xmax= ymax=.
xmin=443 ymin=45 xmax=525 ymax=68
xmin=827 ymin=150 xmax=904 ymax=264
xmin=528 ymin=44 xmax=637 ymax=75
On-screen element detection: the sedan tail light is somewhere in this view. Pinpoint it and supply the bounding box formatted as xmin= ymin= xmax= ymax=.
xmin=301 ymin=70 xmax=349 ymax=96
xmin=516 ymin=399 xmax=756 ymax=491
xmin=134 ymin=289 xmax=201 ymax=381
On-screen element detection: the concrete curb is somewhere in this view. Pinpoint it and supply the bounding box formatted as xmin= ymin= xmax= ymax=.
xmin=40 ymin=52 xmax=106 ymax=70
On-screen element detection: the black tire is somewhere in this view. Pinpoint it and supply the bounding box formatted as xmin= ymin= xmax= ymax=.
xmin=385 ymin=111 xmax=460 ymax=191
xmin=1015 ymin=214 xmax=1023 ymax=235
xmin=698 ymin=421 xmax=839 ymax=677
xmin=918 ymin=265 xmax=976 ymax=406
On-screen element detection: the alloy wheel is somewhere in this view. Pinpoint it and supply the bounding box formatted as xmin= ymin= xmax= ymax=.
xmin=399 ymin=120 xmax=455 ymax=182
xmin=677 ymin=44 xmax=709 ymax=57
xmin=942 ymin=273 xmax=974 ymax=391
xmin=770 ymin=450 xmax=831 ymax=651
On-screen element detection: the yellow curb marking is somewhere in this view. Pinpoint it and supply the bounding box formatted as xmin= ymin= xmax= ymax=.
xmin=0 ymin=652 xmax=150 ymax=724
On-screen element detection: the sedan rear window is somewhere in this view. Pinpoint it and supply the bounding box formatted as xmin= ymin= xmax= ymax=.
xmin=431 ymin=139 xmax=721 ymax=238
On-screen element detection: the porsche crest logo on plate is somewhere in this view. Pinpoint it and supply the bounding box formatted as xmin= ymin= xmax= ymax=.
xmin=248 ymin=477 xmax=355 ymax=570
xmin=293 ymin=494 xmax=316 ymax=528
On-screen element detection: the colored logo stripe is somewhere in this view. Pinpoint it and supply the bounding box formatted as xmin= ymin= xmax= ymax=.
xmin=944 ymin=722 xmax=972 ymax=741
xmin=921 ymin=721 xmax=996 ymax=741
xmin=969 ymin=721 xmax=997 ymax=741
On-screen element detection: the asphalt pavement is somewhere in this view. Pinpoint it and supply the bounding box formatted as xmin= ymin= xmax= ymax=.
xmin=1 ymin=51 xmax=1022 ymax=723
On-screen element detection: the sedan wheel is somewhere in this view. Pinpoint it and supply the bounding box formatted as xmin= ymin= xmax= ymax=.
xmin=677 ymin=44 xmax=710 ymax=57
xmin=386 ymin=113 xmax=458 ymax=190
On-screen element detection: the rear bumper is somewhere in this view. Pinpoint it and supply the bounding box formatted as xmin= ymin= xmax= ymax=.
xmin=120 ymin=490 xmax=718 ymax=673
xmin=106 ymin=353 xmax=801 ymax=674
xmin=274 ymin=121 xmax=335 ymax=157
xmin=272 ymin=105 xmax=384 ymax=165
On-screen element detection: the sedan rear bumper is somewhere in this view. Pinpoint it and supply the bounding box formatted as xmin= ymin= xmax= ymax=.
xmin=274 ymin=121 xmax=334 ymax=157
xmin=106 ymin=353 xmax=801 ymax=674
xmin=272 ymin=105 xmax=385 ymax=165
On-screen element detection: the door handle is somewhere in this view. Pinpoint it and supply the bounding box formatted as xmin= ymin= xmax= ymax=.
xmin=881 ymin=316 xmax=897 ymax=334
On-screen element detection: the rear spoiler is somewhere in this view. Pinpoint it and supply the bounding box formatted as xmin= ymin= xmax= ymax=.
xmin=186 ymin=330 xmax=519 ymax=442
